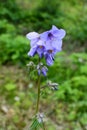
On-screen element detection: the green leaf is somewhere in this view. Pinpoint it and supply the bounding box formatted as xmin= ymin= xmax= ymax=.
xmin=5 ymin=83 xmax=16 ymax=91
xmin=80 ymin=64 xmax=87 ymax=74
xmin=30 ymin=118 xmax=39 ymax=130
xmin=30 ymin=117 xmax=45 ymax=130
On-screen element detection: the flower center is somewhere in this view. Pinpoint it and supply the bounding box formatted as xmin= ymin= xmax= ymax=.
xmin=48 ymin=33 xmax=53 ymax=39
xmin=48 ymin=50 xmax=53 ymax=53
xmin=39 ymin=45 xmax=43 ymax=48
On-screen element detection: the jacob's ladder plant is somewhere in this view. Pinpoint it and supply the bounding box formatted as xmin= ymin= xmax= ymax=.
xmin=26 ymin=25 xmax=66 ymax=130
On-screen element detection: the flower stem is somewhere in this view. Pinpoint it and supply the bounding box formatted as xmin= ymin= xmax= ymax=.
xmin=36 ymin=75 xmax=41 ymax=114
xmin=42 ymin=121 xmax=46 ymax=130
xmin=35 ymin=58 xmax=46 ymax=130
xmin=35 ymin=73 xmax=41 ymax=130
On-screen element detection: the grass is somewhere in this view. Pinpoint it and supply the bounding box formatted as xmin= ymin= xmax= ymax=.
xmin=16 ymin=0 xmax=41 ymax=10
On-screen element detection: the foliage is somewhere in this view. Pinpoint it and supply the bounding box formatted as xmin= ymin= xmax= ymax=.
xmin=23 ymin=0 xmax=87 ymax=47
xmin=28 ymin=0 xmax=62 ymax=31
xmin=0 ymin=52 xmax=87 ymax=129
xmin=0 ymin=19 xmax=16 ymax=34
xmin=60 ymin=1 xmax=87 ymax=44
xmin=0 ymin=34 xmax=29 ymax=65
xmin=48 ymin=52 xmax=87 ymax=126
xmin=30 ymin=117 xmax=44 ymax=130
xmin=0 ymin=0 xmax=22 ymax=23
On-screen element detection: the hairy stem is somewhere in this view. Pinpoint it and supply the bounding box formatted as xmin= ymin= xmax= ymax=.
xmin=36 ymin=75 xmax=41 ymax=114
xmin=35 ymin=68 xmax=41 ymax=130
xmin=35 ymin=58 xmax=46 ymax=130
xmin=42 ymin=121 xmax=46 ymax=130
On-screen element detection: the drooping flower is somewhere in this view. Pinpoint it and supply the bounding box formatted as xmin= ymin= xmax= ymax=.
xmin=44 ymin=50 xmax=55 ymax=66
xmin=26 ymin=32 xmax=45 ymax=58
xmin=43 ymin=39 xmax=63 ymax=66
xmin=41 ymin=25 xmax=66 ymax=65
xmin=28 ymin=39 xmax=45 ymax=58
xmin=41 ymin=25 xmax=66 ymax=52
xmin=37 ymin=63 xmax=48 ymax=76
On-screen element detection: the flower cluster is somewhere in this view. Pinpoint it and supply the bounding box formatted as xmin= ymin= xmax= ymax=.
xmin=36 ymin=112 xmax=45 ymax=123
xmin=26 ymin=25 xmax=66 ymax=66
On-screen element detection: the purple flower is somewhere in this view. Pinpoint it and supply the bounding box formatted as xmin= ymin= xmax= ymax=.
xmin=44 ymin=50 xmax=55 ymax=66
xmin=40 ymin=25 xmax=66 ymax=65
xmin=41 ymin=25 xmax=66 ymax=52
xmin=37 ymin=63 xmax=48 ymax=76
xmin=41 ymin=25 xmax=66 ymax=41
xmin=43 ymin=40 xmax=63 ymax=66
xmin=26 ymin=25 xmax=66 ymax=66
xmin=41 ymin=25 xmax=65 ymax=52
xmin=26 ymin=32 xmax=45 ymax=58
xmin=28 ymin=40 xmax=45 ymax=58
xmin=41 ymin=66 xmax=48 ymax=76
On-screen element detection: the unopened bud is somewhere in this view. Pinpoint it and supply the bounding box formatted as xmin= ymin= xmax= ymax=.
xmin=26 ymin=61 xmax=35 ymax=67
xmin=36 ymin=113 xmax=44 ymax=123
xmin=47 ymin=80 xmax=59 ymax=90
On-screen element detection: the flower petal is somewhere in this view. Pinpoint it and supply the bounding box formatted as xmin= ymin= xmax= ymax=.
xmin=38 ymin=69 xmax=41 ymax=75
xmin=37 ymin=40 xmax=45 ymax=46
xmin=51 ymin=25 xmax=66 ymax=39
xmin=45 ymin=40 xmax=53 ymax=50
xmin=26 ymin=32 xmax=39 ymax=40
xmin=53 ymin=29 xmax=66 ymax=39
xmin=30 ymin=39 xmax=38 ymax=47
xmin=51 ymin=25 xmax=58 ymax=31
xmin=40 ymin=31 xmax=48 ymax=41
xmin=51 ymin=39 xmax=62 ymax=51
xmin=37 ymin=46 xmax=44 ymax=58
xmin=41 ymin=67 xmax=48 ymax=76
xmin=28 ymin=46 xmax=37 ymax=56
xmin=45 ymin=54 xmax=54 ymax=66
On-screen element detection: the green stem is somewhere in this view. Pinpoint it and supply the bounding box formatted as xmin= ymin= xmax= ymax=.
xmin=42 ymin=121 xmax=46 ymax=130
xmin=36 ymin=75 xmax=41 ymax=114
xmin=35 ymin=73 xmax=41 ymax=130
xmin=35 ymin=58 xmax=46 ymax=130
xmin=35 ymin=75 xmax=46 ymax=130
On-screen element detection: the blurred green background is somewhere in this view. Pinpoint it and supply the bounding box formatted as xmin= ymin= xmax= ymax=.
xmin=0 ymin=0 xmax=87 ymax=130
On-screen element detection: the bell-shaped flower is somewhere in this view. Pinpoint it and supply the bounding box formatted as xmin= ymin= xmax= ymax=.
xmin=37 ymin=63 xmax=48 ymax=76
xmin=41 ymin=25 xmax=66 ymax=41
xmin=43 ymin=39 xmax=61 ymax=66
xmin=44 ymin=49 xmax=56 ymax=66
xmin=40 ymin=25 xmax=66 ymax=52
xmin=28 ymin=39 xmax=46 ymax=58
xmin=26 ymin=32 xmax=46 ymax=58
